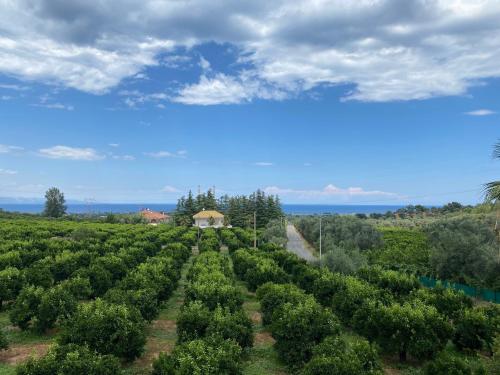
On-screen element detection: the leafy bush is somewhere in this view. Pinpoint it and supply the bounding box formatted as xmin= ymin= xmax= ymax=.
xmin=412 ymin=286 xmax=473 ymax=320
xmin=358 ymin=266 xmax=420 ymax=298
xmin=15 ymin=344 xmax=122 ymax=375
xmin=353 ymin=300 xmax=452 ymax=362
xmin=0 ymin=266 xmax=24 ymax=309
xmin=301 ymin=336 xmax=383 ymax=375
xmin=59 ymin=299 xmax=146 ymax=360
xmin=152 ymin=337 xmax=242 ymax=375
xmin=104 ymin=287 xmax=159 ymax=322
xmin=185 ymin=274 xmax=243 ymax=312
xmin=256 ymin=282 xmax=308 ymax=325
xmin=10 ymin=285 xmax=44 ymax=330
xmin=425 ymin=217 xmax=498 ymax=288
xmin=453 ymin=308 xmax=496 ymax=353
xmin=423 ymin=351 xmax=486 ymax=375
xmin=271 ymin=299 xmax=341 ymax=368
xmin=370 ymin=227 xmax=430 ymax=273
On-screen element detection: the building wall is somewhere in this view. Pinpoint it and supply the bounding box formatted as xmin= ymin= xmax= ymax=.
xmin=194 ymin=217 xmax=224 ymax=228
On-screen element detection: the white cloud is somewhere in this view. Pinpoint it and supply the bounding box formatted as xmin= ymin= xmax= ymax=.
xmin=173 ymin=72 xmax=287 ymax=105
xmin=109 ymin=143 xmax=119 ymax=147
xmin=264 ymin=184 xmax=396 ymax=198
xmin=39 ymin=145 xmax=104 ymax=161
xmin=2 ymin=1 xmax=500 ymax=102
xmin=162 ymin=185 xmax=180 ymax=193
xmin=464 ymin=109 xmax=496 ymax=116
xmin=0 ymin=168 xmax=18 ymax=175
xmin=112 ymin=154 xmax=135 ymax=161
xmin=34 ymin=102 xmax=74 ymax=110
xmin=0 ymin=144 xmax=23 ymax=154
xmin=254 ymin=162 xmax=274 ymax=166
xmin=145 ymin=150 xmax=187 ymax=158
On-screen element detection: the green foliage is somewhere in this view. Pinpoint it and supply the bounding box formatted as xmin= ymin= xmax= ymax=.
xmin=0 ymin=266 xmax=24 ymax=308
xmin=232 ymin=249 xmax=289 ymax=292
xmin=425 ymin=217 xmax=498 ymax=288
xmin=152 ymin=337 xmax=242 ymax=375
xmin=320 ymin=245 xmax=367 ymax=275
xmin=9 ymin=285 xmax=44 ymax=330
xmin=411 ymin=286 xmax=473 ymax=320
xmin=256 ymin=282 xmax=308 ymax=325
xmin=423 ymin=351 xmax=486 ymax=375
xmin=369 ymin=227 xmax=430 ymax=274
xmin=296 ymin=215 xmax=383 ymax=252
xmin=15 ymin=344 xmax=122 ymax=375
xmin=261 ymin=219 xmax=287 ymax=247
xmin=174 ymin=189 xmax=283 ymax=228
xmin=271 ymin=298 xmax=341 ymax=368
xmin=301 ymin=336 xmax=383 ymax=375
xmin=453 ymin=308 xmax=497 ymax=353
xmin=43 ymin=187 xmax=67 ymax=218
xmin=357 ymin=266 xmax=421 ymax=298
xmin=59 ymin=298 xmax=146 ymax=361
xmin=353 ymin=300 xmax=452 ymax=362
xmin=0 ymin=330 xmax=7 ymax=350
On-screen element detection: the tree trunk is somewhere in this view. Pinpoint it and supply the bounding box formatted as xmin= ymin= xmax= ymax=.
xmin=399 ymin=347 xmax=407 ymax=362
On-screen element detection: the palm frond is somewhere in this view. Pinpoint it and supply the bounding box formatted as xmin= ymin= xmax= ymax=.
xmin=483 ymin=181 xmax=500 ymax=202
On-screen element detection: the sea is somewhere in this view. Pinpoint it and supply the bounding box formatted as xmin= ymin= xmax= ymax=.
xmin=0 ymin=203 xmax=404 ymax=215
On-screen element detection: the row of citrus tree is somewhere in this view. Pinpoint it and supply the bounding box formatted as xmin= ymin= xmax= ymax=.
xmin=0 ymin=219 xmax=196 ymax=373
xmin=152 ymin=250 xmax=253 ymax=374
xmin=228 ymin=243 xmax=499 ymax=374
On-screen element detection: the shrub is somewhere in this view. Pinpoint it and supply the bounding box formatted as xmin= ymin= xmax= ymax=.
xmin=104 ymin=287 xmax=159 ymax=322
xmin=152 ymin=337 xmax=242 ymax=375
xmin=271 ymin=299 xmax=341 ymax=368
xmin=0 ymin=266 xmax=24 ymax=309
xmin=423 ymin=351 xmax=486 ymax=375
xmin=206 ymin=306 xmax=253 ymax=349
xmin=185 ymin=275 xmax=243 ymax=312
xmin=34 ymin=284 xmax=77 ymax=332
xmin=15 ymin=343 xmax=122 ymax=375
xmin=59 ymin=299 xmax=146 ymax=360
xmin=358 ymin=266 xmax=420 ymax=298
xmin=10 ymin=285 xmax=44 ymax=330
xmin=177 ymin=301 xmax=211 ymax=343
xmin=412 ymin=286 xmax=473 ymax=320
xmin=198 ymin=238 xmax=220 ymax=253
xmin=301 ymin=336 xmax=383 ymax=375
xmin=256 ymin=282 xmax=308 ymax=325
xmin=453 ymin=308 xmax=495 ymax=353
xmin=353 ymin=300 xmax=452 ymax=362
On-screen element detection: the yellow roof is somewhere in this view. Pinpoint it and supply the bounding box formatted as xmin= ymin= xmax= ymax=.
xmin=193 ymin=210 xmax=224 ymax=219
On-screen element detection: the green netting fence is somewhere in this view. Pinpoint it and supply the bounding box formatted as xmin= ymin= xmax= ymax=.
xmin=419 ymin=276 xmax=500 ymax=304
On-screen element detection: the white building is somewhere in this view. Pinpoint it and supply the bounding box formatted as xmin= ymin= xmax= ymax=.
xmin=193 ymin=210 xmax=224 ymax=228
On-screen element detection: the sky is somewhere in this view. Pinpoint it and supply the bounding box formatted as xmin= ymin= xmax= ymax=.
xmin=0 ymin=0 xmax=499 ymax=205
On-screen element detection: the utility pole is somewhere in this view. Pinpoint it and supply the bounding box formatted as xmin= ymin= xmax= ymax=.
xmin=319 ymin=216 xmax=322 ymax=266
xmin=254 ymin=211 xmax=257 ymax=249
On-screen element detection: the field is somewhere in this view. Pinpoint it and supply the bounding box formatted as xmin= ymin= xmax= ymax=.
xmin=0 ymin=215 xmax=499 ymax=374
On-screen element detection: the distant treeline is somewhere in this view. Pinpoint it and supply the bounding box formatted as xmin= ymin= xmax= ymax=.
xmin=174 ymin=189 xmax=284 ymax=228
xmin=355 ymin=202 xmax=493 ymax=219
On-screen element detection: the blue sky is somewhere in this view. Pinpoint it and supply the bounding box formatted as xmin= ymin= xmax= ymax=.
xmin=0 ymin=1 xmax=499 ymax=205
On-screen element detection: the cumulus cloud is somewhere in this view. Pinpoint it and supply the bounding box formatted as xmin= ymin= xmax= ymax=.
xmin=1 ymin=1 xmax=500 ymax=102
xmin=465 ymin=109 xmax=496 ymax=116
xmin=39 ymin=145 xmax=104 ymax=160
xmin=264 ymin=184 xmax=397 ymax=199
